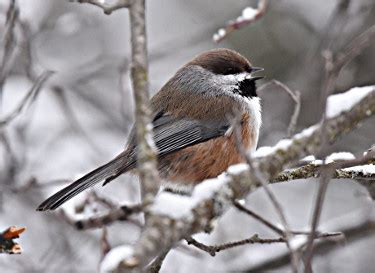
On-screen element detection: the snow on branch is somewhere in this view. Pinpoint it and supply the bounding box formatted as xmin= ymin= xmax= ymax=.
xmin=113 ymin=86 xmax=375 ymax=270
xmin=0 ymin=226 xmax=25 ymax=254
xmin=213 ymin=0 xmax=268 ymax=43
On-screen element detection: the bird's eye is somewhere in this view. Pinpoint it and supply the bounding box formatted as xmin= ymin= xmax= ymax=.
xmin=222 ymin=67 xmax=241 ymax=75
xmin=225 ymin=68 xmax=233 ymax=74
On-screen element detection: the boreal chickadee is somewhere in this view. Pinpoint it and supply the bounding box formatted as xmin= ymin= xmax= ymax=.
xmin=37 ymin=48 xmax=264 ymax=211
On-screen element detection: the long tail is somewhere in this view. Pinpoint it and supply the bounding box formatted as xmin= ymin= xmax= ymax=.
xmin=37 ymin=152 xmax=134 ymax=211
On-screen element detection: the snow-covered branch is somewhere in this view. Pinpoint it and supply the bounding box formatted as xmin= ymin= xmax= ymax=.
xmin=273 ymin=149 xmax=375 ymax=186
xmin=114 ymin=86 xmax=375 ymax=270
xmin=213 ymin=0 xmax=268 ymax=43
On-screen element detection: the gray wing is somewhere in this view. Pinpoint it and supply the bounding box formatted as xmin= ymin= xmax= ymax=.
xmin=102 ymin=112 xmax=229 ymax=186
xmin=127 ymin=112 xmax=230 ymax=159
xmin=152 ymin=113 xmax=230 ymax=156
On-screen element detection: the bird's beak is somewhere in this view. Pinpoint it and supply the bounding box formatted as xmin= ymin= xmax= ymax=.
xmin=251 ymin=67 xmax=264 ymax=73
xmin=250 ymin=76 xmax=264 ymax=81
xmin=245 ymin=74 xmax=264 ymax=81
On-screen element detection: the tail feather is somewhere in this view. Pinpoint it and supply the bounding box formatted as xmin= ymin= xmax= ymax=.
xmin=37 ymin=153 xmax=134 ymax=211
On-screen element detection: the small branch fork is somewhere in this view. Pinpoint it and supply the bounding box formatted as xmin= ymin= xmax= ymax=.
xmin=187 ymin=201 xmax=342 ymax=258
xmin=0 ymin=71 xmax=53 ymax=127
xmin=69 ymin=0 xmax=132 ymax=15
xmin=258 ymin=80 xmax=301 ymax=137
xmin=186 ymin=235 xmax=285 ymax=257
xmin=0 ymin=226 xmax=25 ymax=254
xmin=213 ymin=0 xmax=268 ymax=42
xmin=60 ymin=197 xmax=144 ymax=230
xmin=186 ymin=231 xmax=341 ymax=257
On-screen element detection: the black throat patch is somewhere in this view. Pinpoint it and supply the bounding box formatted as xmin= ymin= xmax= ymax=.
xmin=235 ymin=78 xmax=257 ymax=98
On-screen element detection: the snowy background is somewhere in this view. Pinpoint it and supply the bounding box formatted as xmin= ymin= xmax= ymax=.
xmin=0 ymin=0 xmax=374 ymax=272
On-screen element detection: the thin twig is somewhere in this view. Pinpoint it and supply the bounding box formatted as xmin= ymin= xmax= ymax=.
xmin=233 ymin=200 xmax=284 ymax=236
xmin=146 ymin=250 xmax=169 ymax=273
xmin=51 ymin=86 xmax=104 ymax=158
xmin=60 ymin=203 xmax=144 ymax=230
xmin=100 ymin=227 xmax=111 ymax=260
xmin=213 ymin=0 xmax=268 ymax=42
xmin=247 ymin=218 xmax=374 ymax=272
xmin=0 ymin=71 xmax=53 ymax=127
xmin=9 ymin=177 xmax=71 ymax=193
xmin=232 ymin=114 xmax=300 ymax=273
xmin=304 ymin=166 xmax=335 ymax=273
xmin=186 ymin=235 xmax=285 ymax=257
xmin=69 ymin=0 xmax=132 ymax=15
xmin=234 ymin=201 xmax=343 ymax=238
xmin=258 ymin=80 xmax=301 ymax=137
xmin=0 ymin=0 xmax=19 ymax=99
xmin=186 ymin=231 xmax=341 ymax=257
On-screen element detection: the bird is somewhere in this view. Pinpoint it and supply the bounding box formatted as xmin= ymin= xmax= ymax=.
xmin=37 ymin=48 xmax=264 ymax=211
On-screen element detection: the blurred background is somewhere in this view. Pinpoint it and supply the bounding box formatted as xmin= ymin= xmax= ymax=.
xmin=0 ymin=0 xmax=374 ymax=272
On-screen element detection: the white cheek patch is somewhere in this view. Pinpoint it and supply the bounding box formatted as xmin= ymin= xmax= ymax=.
xmin=217 ymin=72 xmax=249 ymax=85
xmin=210 ymin=72 xmax=250 ymax=93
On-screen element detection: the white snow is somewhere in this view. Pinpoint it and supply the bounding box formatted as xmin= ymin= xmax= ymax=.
xmin=241 ymin=7 xmax=258 ymax=20
xmin=213 ymin=28 xmax=227 ymax=42
xmin=150 ymin=174 xmax=229 ymax=219
xmin=253 ymin=125 xmax=317 ymax=158
xmin=326 ymin=86 xmax=375 ymax=118
xmin=253 ymin=146 xmax=273 ymax=157
xmin=150 ymin=192 xmax=196 ymax=219
xmin=253 ymin=87 xmax=374 ymax=159
xmin=255 ymin=125 xmax=318 ymax=158
xmin=342 ymin=164 xmax=375 ymax=174
xmin=227 ymin=163 xmax=249 ymax=174
xmin=100 ymin=245 xmax=134 ymax=273
xmin=325 ymin=152 xmax=355 ymax=163
xmin=301 ymin=155 xmax=316 ymax=162
xmin=311 ymin=159 xmax=324 ymax=165
xmin=289 ymin=235 xmax=308 ymax=251
xmin=218 ymin=28 xmax=226 ymax=37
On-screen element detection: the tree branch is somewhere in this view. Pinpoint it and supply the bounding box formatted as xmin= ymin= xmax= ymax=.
xmin=186 ymin=231 xmax=341 ymax=257
xmin=129 ymin=0 xmax=160 ymax=202
xmin=69 ymin=0 xmax=132 ymax=15
xmin=213 ymin=0 xmax=268 ymax=42
xmin=186 ymin=234 xmax=285 ymax=257
xmin=0 ymin=71 xmax=53 ymax=127
xmin=272 ymin=149 xmax=375 ymax=198
xmin=60 ymin=203 xmax=144 ymax=230
xmin=258 ymin=80 xmax=301 ymax=137
xmin=0 ymin=0 xmax=19 ymax=99
xmin=0 ymin=226 xmax=25 ymax=254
